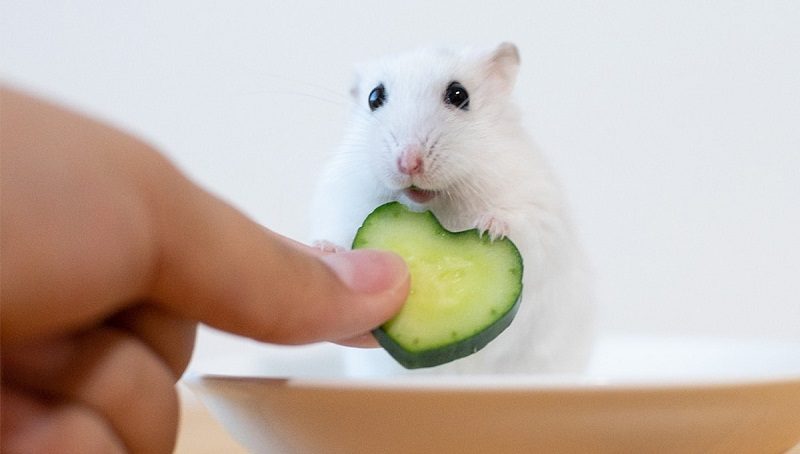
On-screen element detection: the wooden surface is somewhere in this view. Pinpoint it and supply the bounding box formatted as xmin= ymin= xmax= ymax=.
xmin=175 ymin=384 xmax=248 ymax=454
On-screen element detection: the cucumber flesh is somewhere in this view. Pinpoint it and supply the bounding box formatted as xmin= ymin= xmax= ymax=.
xmin=352 ymin=202 xmax=523 ymax=369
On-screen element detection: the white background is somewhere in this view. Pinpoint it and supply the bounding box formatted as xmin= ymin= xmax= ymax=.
xmin=3 ymin=1 xmax=799 ymax=369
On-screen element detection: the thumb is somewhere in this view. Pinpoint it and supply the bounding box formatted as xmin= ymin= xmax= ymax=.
xmin=0 ymin=88 xmax=408 ymax=348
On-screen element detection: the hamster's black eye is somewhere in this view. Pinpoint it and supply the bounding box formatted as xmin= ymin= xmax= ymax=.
xmin=444 ymin=81 xmax=469 ymax=110
xmin=368 ymin=84 xmax=386 ymax=111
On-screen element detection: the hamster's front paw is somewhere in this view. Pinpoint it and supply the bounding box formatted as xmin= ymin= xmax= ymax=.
xmin=312 ymin=240 xmax=348 ymax=253
xmin=473 ymin=214 xmax=510 ymax=241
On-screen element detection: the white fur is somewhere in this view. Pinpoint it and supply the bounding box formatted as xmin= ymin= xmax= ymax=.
xmin=310 ymin=43 xmax=593 ymax=374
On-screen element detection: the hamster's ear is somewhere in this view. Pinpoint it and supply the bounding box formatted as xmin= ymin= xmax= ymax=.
xmin=350 ymin=62 xmax=369 ymax=100
xmin=349 ymin=74 xmax=360 ymax=99
xmin=485 ymin=42 xmax=520 ymax=92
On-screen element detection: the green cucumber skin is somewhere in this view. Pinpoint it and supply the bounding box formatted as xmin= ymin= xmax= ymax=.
xmin=353 ymin=202 xmax=524 ymax=369
xmin=372 ymin=295 xmax=521 ymax=369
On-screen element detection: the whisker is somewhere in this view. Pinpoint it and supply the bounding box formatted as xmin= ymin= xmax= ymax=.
xmin=254 ymin=72 xmax=354 ymax=103
xmin=256 ymin=89 xmax=347 ymax=107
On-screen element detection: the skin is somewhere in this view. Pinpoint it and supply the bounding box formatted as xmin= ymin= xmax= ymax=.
xmin=0 ymin=88 xmax=410 ymax=453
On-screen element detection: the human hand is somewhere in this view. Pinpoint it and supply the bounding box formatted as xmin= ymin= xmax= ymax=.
xmin=0 ymin=88 xmax=409 ymax=453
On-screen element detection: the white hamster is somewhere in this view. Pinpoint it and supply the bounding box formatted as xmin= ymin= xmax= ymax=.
xmin=310 ymin=43 xmax=593 ymax=374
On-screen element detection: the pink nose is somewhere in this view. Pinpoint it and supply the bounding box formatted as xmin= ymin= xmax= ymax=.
xmin=397 ymin=146 xmax=424 ymax=176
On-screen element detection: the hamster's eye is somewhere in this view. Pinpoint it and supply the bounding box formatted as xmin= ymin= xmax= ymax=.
xmin=368 ymin=84 xmax=386 ymax=111
xmin=444 ymin=81 xmax=469 ymax=110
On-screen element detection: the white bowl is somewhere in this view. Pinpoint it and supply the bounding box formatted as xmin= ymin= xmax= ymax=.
xmin=185 ymin=336 xmax=800 ymax=453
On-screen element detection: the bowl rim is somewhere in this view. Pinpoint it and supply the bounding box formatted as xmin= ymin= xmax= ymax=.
xmin=183 ymin=371 xmax=800 ymax=394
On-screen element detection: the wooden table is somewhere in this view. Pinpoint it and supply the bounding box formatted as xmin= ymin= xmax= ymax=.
xmin=174 ymin=384 xmax=247 ymax=454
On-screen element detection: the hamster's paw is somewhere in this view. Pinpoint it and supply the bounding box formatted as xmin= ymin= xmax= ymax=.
xmin=474 ymin=214 xmax=510 ymax=241
xmin=312 ymin=240 xmax=348 ymax=253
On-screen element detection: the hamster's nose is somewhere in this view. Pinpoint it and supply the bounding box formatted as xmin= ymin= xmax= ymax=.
xmin=397 ymin=146 xmax=424 ymax=176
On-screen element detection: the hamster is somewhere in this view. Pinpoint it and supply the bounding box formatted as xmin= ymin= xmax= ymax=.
xmin=310 ymin=43 xmax=593 ymax=374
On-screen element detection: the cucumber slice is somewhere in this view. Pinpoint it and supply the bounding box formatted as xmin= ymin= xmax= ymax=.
xmin=352 ymin=202 xmax=523 ymax=369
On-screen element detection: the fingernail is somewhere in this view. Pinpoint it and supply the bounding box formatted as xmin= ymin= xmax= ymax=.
xmin=322 ymin=249 xmax=408 ymax=294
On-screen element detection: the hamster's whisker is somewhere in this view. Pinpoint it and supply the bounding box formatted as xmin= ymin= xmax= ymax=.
xmin=421 ymin=132 xmax=432 ymax=149
xmin=348 ymin=103 xmax=401 ymax=147
xmin=257 ymin=72 xmax=353 ymax=103
xmin=426 ymin=134 xmax=441 ymax=156
xmin=245 ymin=89 xmax=347 ymax=108
xmin=451 ymin=168 xmax=492 ymax=209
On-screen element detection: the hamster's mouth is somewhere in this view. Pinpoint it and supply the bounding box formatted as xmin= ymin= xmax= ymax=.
xmin=403 ymin=186 xmax=437 ymax=204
